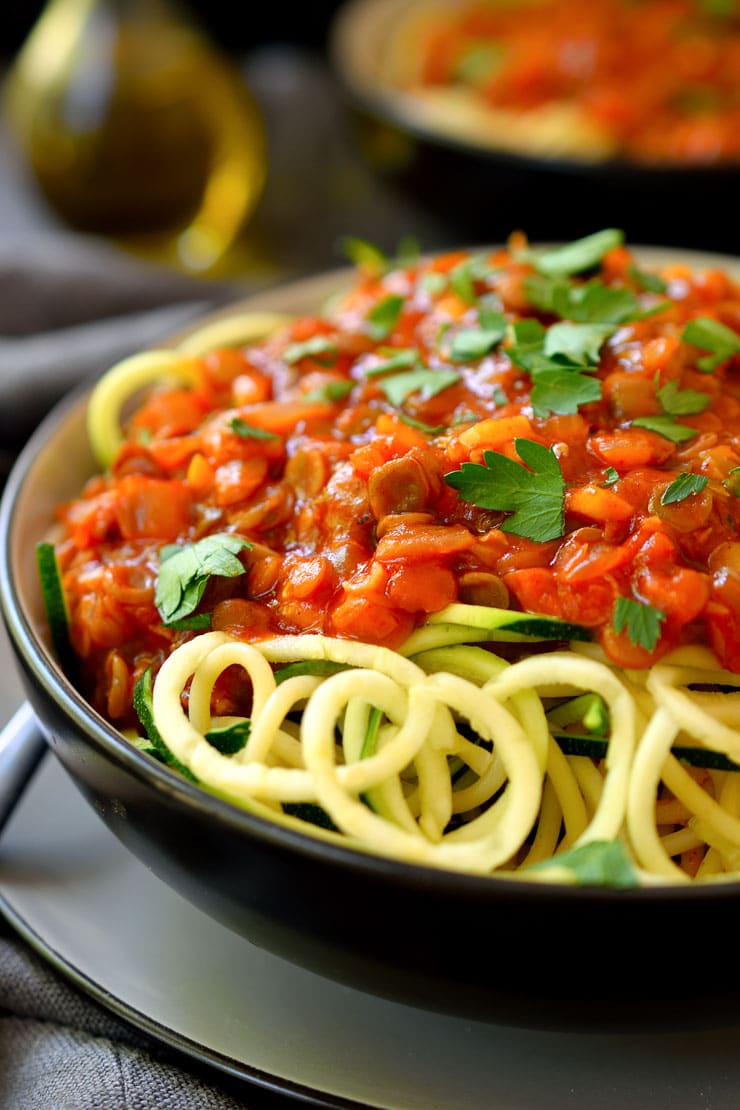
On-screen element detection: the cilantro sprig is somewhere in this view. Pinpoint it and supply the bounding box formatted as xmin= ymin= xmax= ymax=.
xmin=229 ymin=417 xmax=279 ymax=441
xmin=613 ymin=597 xmax=665 ymax=652
xmin=444 ymin=438 xmax=566 ymax=542
xmin=521 ymin=229 xmax=624 ymax=277
xmin=284 ymin=336 xmax=338 ymax=365
xmin=379 ymin=367 xmax=459 ymax=406
xmin=449 ymin=310 xmax=508 ymax=363
xmin=367 ymin=294 xmax=404 ymax=340
xmin=155 ymin=534 xmax=251 ymax=626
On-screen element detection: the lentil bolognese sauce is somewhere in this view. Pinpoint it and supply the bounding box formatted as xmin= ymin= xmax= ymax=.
xmin=41 ymin=230 xmax=740 ymax=884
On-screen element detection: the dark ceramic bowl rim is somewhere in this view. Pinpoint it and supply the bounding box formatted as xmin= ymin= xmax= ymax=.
xmin=330 ymin=0 xmax=740 ymax=182
xmin=3 ymin=293 xmax=740 ymax=915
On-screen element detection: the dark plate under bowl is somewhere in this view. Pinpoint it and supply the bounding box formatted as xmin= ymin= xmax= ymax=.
xmin=3 ymin=264 xmax=740 ymax=1034
xmin=330 ymin=0 xmax=740 ymax=252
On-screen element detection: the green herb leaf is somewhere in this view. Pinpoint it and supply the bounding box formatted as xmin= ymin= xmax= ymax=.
xmin=492 ymin=387 xmax=507 ymax=407
xmin=444 ymin=438 xmax=566 ymax=542
xmin=155 ymin=534 xmax=251 ymax=626
xmin=449 ymin=254 xmax=494 ymax=304
xmin=530 ymin=840 xmax=639 ymax=888
xmin=682 ymin=317 xmax=740 ymax=372
xmin=340 ymin=236 xmax=387 ymax=275
xmin=628 ymin=264 xmax=668 ymax=294
xmin=367 ymin=294 xmax=404 ymax=340
xmin=284 ymin=335 xmax=339 ymax=365
xmin=631 ymin=414 xmax=697 ymax=443
xmin=724 ymin=467 xmax=740 ymax=496
xmin=449 ymin=311 xmax=508 ymax=362
xmin=380 ymin=367 xmax=460 ymax=406
xmin=531 ymin=368 xmax=602 ymax=417
xmin=398 ymin=413 xmax=447 ymax=435
xmin=524 ymin=229 xmax=625 ymax=277
xmin=302 ymin=380 xmax=354 ymax=403
xmin=205 ymin=719 xmax=250 ymax=754
xmin=661 ymin=472 xmax=709 ymax=505
xmin=556 ymin=282 xmax=640 ymax=325
xmin=394 ymin=235 xmax=421 ymax=268
xmin=229 ymin=417 xmax=280 ymax=441
xmin=168 ymin=613 xmax=213 ymax=631
xmin=613 ymin=596 xmax=665 ymax=651
xmin=419 ymin=271 xmax=447 ymax=297
xmin=363 ymin=349 xmax=418 ymax=377
xmin=602 ymin=467 xmax=619 ymax=486
xmin=544 ymin=321 xmax=616 ymax=366
xmin=656 ymin=379 xmax=711 ymax=416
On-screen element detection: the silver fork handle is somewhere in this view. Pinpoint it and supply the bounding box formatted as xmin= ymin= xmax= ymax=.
xmin=0 ymin=703 xmax=47 ymax=835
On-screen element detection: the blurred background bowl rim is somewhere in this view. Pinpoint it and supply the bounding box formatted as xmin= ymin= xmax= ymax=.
xmin=330 ymin=0 xmax=740 ymax=181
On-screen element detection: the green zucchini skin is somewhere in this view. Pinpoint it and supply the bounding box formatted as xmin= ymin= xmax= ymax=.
xmin=428 ymin=603 xmax=592 ymax=642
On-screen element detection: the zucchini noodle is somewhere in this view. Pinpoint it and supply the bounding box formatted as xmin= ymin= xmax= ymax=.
xmin=146 ymin=628 xmax=740 ymax=885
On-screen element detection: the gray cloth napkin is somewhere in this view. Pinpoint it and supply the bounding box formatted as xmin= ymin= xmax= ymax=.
xmin=0 ymin=236 xmax=294 ymax=1109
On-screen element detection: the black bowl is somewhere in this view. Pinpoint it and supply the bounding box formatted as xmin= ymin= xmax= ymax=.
xmin=330 ymin=0 xmax=740 ymax=253
xmin=4 ymin=264 xmax=740 ymax=1034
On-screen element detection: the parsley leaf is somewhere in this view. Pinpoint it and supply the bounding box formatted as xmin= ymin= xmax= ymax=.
xmin=628 ymin=264 xmax=668 ymax=294
xmin=229 ymin=417 xmax=280 ymax=441
xmin=530 ymin=840 xmax=638 ymax=888
xmin=613 ymin=597 xmax=665 ymax=651
xmin=656 ymin=379 xmax=711 ymax=416
xmin=531 ymin=368 xmax=602 ymax=418
xmin=724 ymin=467 xmax=740 ymax=496
xmin=284 ymin=336 xmax=338 ymax=365
xmin=544 ymin=322 xmax=616 ymax=366
xmin=631 ymin=414 xmax=697 ymax=443
xmin=449 ymin=254 xmax=494 ymax=304
xmin=155 ymin=534 xmax=251 ymax=626
xmin=444 ymin=438 xmax=566 ymax=542
xmin=380 ymin=367 xmax=459 ymax=406
xmin=302 ymin=380 xmax=354 ymax=403
xmin=398 ymin=413 xmax=447 ymax=435
xmin=363 ymin=349 xmax=418 ymax=377
xmin=419 ymin=271 xmax=447 ymax=297
xmin=524 ymin=229 xmax=625 ymax=277
xmin=340 ymin=236 xmax=387 ymax=275
xmin=367 ymin=294 xmax=404 ymax=340
xmin=449 ymin=311 xmax=508 ymax=362
xmin=602 ymin=467 xmax=619 ymax=486
xmin=661 ymin=472 xmax=709 ymax=505
xmin=682 ymin=317 xmax=740 ymax=373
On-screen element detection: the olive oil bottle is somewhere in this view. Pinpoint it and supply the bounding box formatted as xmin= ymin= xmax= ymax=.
xmin=4 ymin=0 xmax=267 ymax=274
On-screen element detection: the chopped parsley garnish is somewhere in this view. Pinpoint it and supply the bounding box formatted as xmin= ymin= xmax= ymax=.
xmin=380 ymin=367 xmax=459 ymax=406
xmin=303 ymin=380 xmax=354 ymax=403
xmin=628 ymin=264 xmax=668 ymax=294
xmin=340 ymin=235 xmax=388 ymax=275
xmin=661 ymin=472 xmax=709 ymax=505
xmin=530 ymin=369 xmax=603 ymax=418
xmin=602 ymin=467 xmax=619 ymax=486
xmin=492 ymin=386 xmax=508 ymax=407
xmin=655 ymin=379 xmax=711 ymax=416
xmin=363 ymin=349 xmax=418 ymax=377
xmin=284 ymin=335 xmax=338 ymax=365
xmin=155 ymin=534 xmax=251 ymax=626
xmin=398 ymin=412 xmax=447 ymax=435
xmin=367 ymin=294 xmax=404 ymax=340
xmin=449 ymin=310 xmax=508 ymax=362
xmin=631 ymin=414 xmax=697 ymax=443
xmin=613 ymin=597 xmax=665 ymax=651
xmin=543 ymin=321 xmax=616 ymax=365
xmin=523 ymin=229 xmax=624 ymax=277
xmin=449 ymin=254 xmax=494 ymax=304
xmin=724 ymin=467 xmax=740 ymax=496
xmin=682 ymin=317 xmax=740 ymax=373
xmin=419 ymin=271 xmax=447 ymax=297
xmin=526 ymin=276 xmax=642 ymax=325
xmin=229 ymin=417 xmax=280 ymax=441
xmin=444 ymin=438 xmax=566 ymax=542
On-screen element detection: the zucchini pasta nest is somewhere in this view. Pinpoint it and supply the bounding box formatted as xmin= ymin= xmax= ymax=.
xmin=148 ymin=628 xmax=740 ymax=885
xmin=45 ymin=231 xmax=740 ymax=888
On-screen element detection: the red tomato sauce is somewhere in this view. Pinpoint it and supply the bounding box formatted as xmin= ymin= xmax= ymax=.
xmin=408 ymin=0 xmax=740 ymax=164
xmin=54 ymin=237 xmax=740 ymax=724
